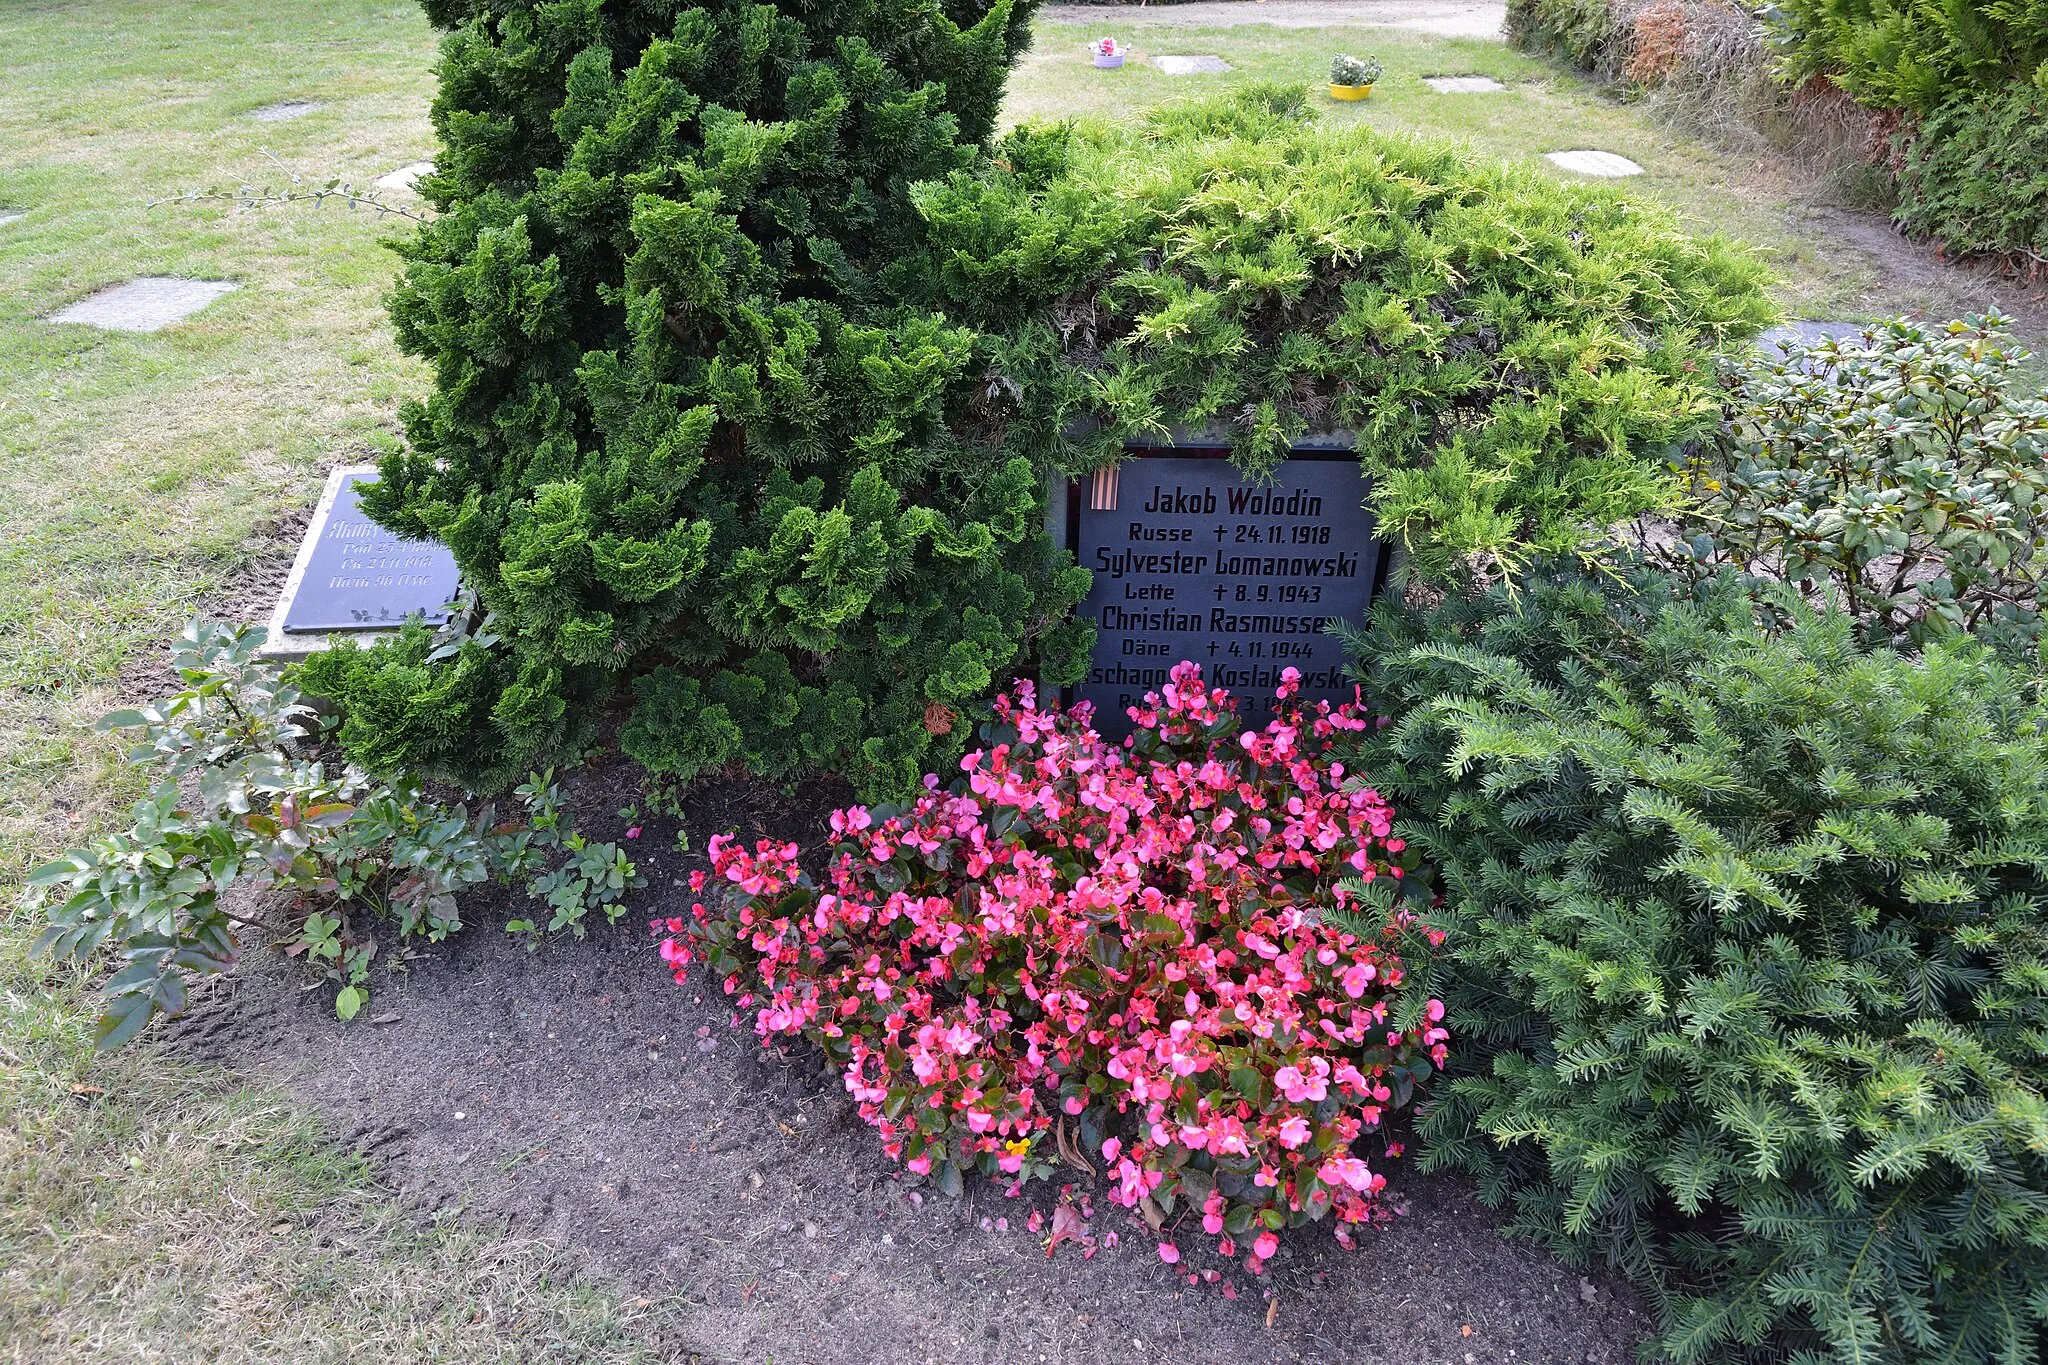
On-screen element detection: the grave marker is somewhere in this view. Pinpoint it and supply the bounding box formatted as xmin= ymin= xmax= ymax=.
xmin=1544 ymin=149 xmax=1644 ymax=177
xmin=1065 ymin=446 xmax=1386 ymax=737
xmin=49 ymin=278 xmax=236 ymax=333
xmin=264 ymin=465 xmax=461 ymax=656
xmin=375 ymin=161 xmax=434 ymax=193
xmin=1153 ymin=54 xmax=1232 ymax=74
xmin=1423 ymin=75 xmax=1506 ymax=93
xmin=251 ymin=99 xmax=322 ymax=122
xmin=1758 ymin=319 xmax=1865 ymax=353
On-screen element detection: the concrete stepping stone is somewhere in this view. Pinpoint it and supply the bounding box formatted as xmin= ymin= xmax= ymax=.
xmin=1423 ymin=75 xmax=1506 ymax=93
xmin=251 ymin=99 xmax=322 ymax=122
xmin=374 ymin=161 xmax=434 ymax=194
xmin=0 ymin=210 xmax=24 ymax=226
xmin=1544 ymin=149 xmax=1643 ymax=177
xmin=1154 ymin=54 xmax=1232 ymax=74
xmin=49 ymin=278 xmax=237 ymax=333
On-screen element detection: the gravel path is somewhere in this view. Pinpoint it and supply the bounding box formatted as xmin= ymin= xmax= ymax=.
xmin=1039 ymin=0 xmax=1507 ymax=38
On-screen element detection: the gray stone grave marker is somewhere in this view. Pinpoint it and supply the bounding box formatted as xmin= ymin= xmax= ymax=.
xmin=263 ymin=465 xmax=461 ymax=658
xmin=252 ymin=99 xmax=322 ymax=122
xmin=375 ymin=161 xmax=434 ymax=193
xmin=1065 ymin=446 xmax=1385 ymax=738
xmin=1544 ymin=149 xmax=1644 ymax=177
xmin=1759 ymin=319 xmax=1866 ymax=353
xmin=1423 ymin=75 xmax=1506 ymax=93
xmin=49 ymin=278 xmax=236 ymax=333
xmin=1154 ymin=54 xmax=1232 ymax=74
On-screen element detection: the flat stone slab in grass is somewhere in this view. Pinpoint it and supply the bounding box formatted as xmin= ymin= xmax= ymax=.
xmin=1760 ymin=319 xmax=1867 ymax=352
xmin=251 ymin=99 xmax=321 ymax=122
xmin=1424 ymin=74 xmax=1507 ymax=92
xmin=0 ymin=210 xmax=24 ymax=226
xmin=48 ymin=277 xmax=236 ymax=333
xmin=263 ymin=465 xmax=460 ymax=656
xmin=1153 ymin=53 xmax=1232 ymax=74
xmin=374 ymin=161 xmax=434 ymax=194
xmin=1544 ymin=149 xmax=1644 ymax=177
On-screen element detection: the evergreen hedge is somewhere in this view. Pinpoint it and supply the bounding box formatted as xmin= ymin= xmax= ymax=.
xmin=1345 ymin=569 xmax=2048 ymax=1364
xmin=1769 ymin=0 xmax=2048 ymax=119
xmin=307 ymin=0 xmax=1093 ymax=798
xmin=1895 ymin=85 xmax=2048 ymax=270
xmin=310 ymin=19 xmax=1769 ymax=797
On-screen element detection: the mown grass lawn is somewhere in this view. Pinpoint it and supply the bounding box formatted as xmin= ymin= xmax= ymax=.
xmin=0 ymin=2 xmax=2035 ymax=1359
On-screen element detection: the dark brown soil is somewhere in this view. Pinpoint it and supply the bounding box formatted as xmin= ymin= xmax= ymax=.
xmin=172 ymin=760 xmax=1646 ymax=1365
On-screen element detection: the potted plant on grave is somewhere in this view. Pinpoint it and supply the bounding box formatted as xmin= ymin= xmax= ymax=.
xmin=1094 ymin=36 xmax=1125 ymax=68
xmin=1329 ymin=53 xmax=1382 ymax=100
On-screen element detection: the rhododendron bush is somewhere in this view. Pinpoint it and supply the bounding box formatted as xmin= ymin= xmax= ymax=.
xmin=659 ymin=664 xmax=1447 ymax=1267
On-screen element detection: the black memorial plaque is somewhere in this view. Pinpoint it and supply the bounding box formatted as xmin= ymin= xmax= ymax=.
xmin=282 ymin=472 xmax=461 ymax=632
xmin=1070 ymin=451 xmax=1384 ymax=737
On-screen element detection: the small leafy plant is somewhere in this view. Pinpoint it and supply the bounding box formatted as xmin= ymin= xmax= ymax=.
xmin=1672 ymin=314 xmax=2048 ymax=653
xmin=24 ymin=622 xmax=642 ymax=1044
xmin=1330 ymin=53 xmax=1383 ymax=86
xmin=663 ymin=664 xmax=1445 ymax=1267
xmin=507 ymin=773 xmax=644 ymax=946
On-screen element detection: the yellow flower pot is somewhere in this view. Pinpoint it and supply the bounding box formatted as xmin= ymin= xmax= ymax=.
xmin=1328 ymin=82 xmax=1373 ymax=101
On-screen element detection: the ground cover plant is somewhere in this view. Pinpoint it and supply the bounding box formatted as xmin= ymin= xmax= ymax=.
xmin=665 ymin=663 xmax=1447 ymax=1266
xmin=1347 ymin=566 xmax=2048 ymax=1364
xmin=21 ymin=621 xmax=642 ymax=1044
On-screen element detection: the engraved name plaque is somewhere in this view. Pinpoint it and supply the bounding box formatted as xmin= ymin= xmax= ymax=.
xmin=1068 ymin=449 xmax=1386 ymax=738
xmin=280 ymin=469 xmax=460 ymax=633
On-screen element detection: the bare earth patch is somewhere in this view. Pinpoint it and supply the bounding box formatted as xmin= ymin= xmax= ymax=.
xmin=1040 ymin=0 xmax=1508 ymax=38
xmin=174 ymin=761 xmax=1644 ymax=1365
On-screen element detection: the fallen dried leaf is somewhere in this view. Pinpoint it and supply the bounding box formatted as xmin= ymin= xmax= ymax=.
xmin=1266 ymin=1295 xmax=1279 ymax=1329
xmin=1045 ymin=1203 xmax=1085 ymax=1259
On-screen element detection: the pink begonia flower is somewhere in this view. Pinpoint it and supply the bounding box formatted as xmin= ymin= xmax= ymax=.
xmin=668 ymin=664 xmax=1427 ymax=1270
xmin=1157 ymin=1242 xmax=1181 ymax=1264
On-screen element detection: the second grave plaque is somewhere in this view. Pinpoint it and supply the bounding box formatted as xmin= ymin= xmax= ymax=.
xmin=1069 ymin=450 xmax=1385 ymax=737
xmin=280 ymin=468 xmax=461 ymax=633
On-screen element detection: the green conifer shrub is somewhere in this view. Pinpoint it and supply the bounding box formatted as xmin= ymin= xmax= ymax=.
xmin=918 ymin=87 xmax=1775 ymax=585
xmin=1343 ymin=569 xmax=2048 ymax=1364
xmin=1894 ymin=86 xmax=2048 ymax=268
xmin=308 ymin=0 xmax=1092 ymax=799
xmin=1769 ymin=0 xmax=2048 ymax=118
